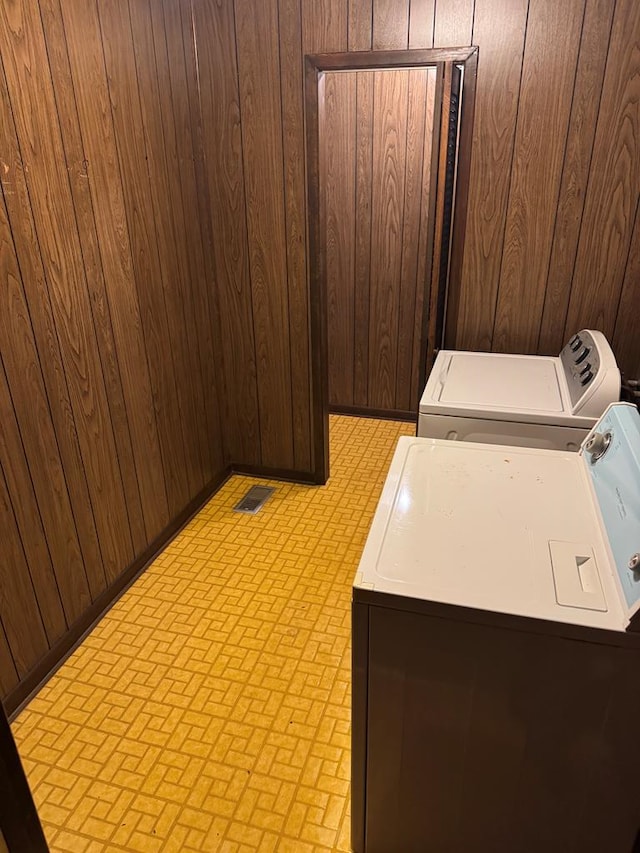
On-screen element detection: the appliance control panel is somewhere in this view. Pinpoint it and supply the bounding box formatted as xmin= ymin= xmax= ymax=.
xmin=582 ymin=403 xmax=640 ymax=626
xmin=560 ymin=329 xmax=620 ymax=416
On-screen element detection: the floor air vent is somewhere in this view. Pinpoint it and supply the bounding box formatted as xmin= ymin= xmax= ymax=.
xmin=233 ymin=485 xmax=275 ymax=515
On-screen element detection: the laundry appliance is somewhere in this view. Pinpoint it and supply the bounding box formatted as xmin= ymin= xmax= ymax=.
xmin=417 ymin=329 xmax=620 ymax=449
xmin=352 ymin=402 xmax=640 ymax=852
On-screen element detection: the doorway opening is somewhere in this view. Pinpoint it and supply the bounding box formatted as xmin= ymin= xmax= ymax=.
xmin=305 ymin=47 xmax=478 ymax=483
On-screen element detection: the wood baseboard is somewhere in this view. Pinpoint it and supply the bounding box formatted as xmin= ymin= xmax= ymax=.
xmin=232 ymin=463 xmax=320 ymax=485
xmin=329 ymin=404 xmax=418 ymax=424
xmin=5 ymin=458 xmax=339 ymax=718
xmin=5 ymin=467 xmax=232 ymax=720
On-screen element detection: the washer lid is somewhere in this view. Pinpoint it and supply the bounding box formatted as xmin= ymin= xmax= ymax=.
xmin=436 ymin=352 xmax=564 ymax=412
xmin=355 ymin=436 xmax=624 ymax=630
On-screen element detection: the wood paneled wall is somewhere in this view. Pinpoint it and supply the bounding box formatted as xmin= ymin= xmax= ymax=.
xmin=456 ymin=0 xmax=640 ymax=377
xmin=322 ymin=68 xmax=437 ymax=415
xmin=195 ymin=0 xmax=640 ymax=480
xmin=0 ymin=0 xmax=225 ymax=705
xmin=2 ymin=0 xmax=640 ymax=704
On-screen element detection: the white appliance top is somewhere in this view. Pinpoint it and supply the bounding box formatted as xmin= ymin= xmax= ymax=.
xmin=355 ymin=403 xmax=640 ymax=631
xmin=438 ymin=352 xmax=563 ymax=411
xmin=420 ymin=329 xmax=620 ymax=427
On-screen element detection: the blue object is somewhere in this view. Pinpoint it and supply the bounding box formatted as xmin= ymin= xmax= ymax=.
xmin=586 ymin=404 xmax=640 ymax=611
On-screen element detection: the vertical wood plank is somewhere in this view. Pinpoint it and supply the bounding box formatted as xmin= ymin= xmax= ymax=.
xmin=411 ymin=67 xmax=437 ymax=404
xmin=0 ymin=357 xmax=66 ymax=645
xmin=162 ymin=0 xmax=225 ymax=481
xmin=433 ymin=0 xmax=474 ymax=47
xmin=0 ymin=461 xmax=48 ymax=678
xmin=349 ymin=0 xmax=372 ymax=50
xmin=278 ymin=0 xmax=312 ymax=471
xmin=235 ymin=0 xmax=294 ymax=469
xmin=178 ymin=0 xmax=227 ymax=475
xmin=368 ymin=70 xmax=409 ymax=409
xmin=0 ymin=55 xmax=108 ymax=599
xmin=456 ymin=0 xmax=528 ymax=351
xmin=0 ymin=223 xmax=91 ymax=629
xmin=0 ymin=0 xmax=133 ymax=582
xmin=409 ymin=0 xmax=435 ymax=48
xmin=613 ymin=202 xmax=640 ymax=378
xmin=323 ymin=72 xmax=356 ymax=407
xmin=565 ymin=0 xmax=640 ymax=339
xmin=39 ymin=0 xmax=148 ymax=558
xmin=128 ymin=0 xmax=208 ymax=495
xmin=97 ymin=0 xmax=192 ymax=516
xmin=353 ymin=72 xmax=374 ymax=407
xmin=372 ymin=0 xmax=409 ymax=50
xmin=538 ymin=0 xmax=615 ymax=355
xmin=0 ymin=620 xmax=18 ymax=697
xmin=396 ymin=69 xmax=429 ymax=411
xmin=301 ymin=0 xmax=348 ymax=52
xmin=55 ymin=0 xmax=169 ymax=549
xmin=0 ymin=334 xmax=68 ymax=645
xmin=192 ymin=0 xmax=260 ymax=466
xmin=426 ymin=64 xmax=451 ymax=375
xmin=493 ymin=0 xmax=585 ymax=353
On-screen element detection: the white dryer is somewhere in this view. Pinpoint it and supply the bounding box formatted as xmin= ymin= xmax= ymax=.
xmin=418 ymin=329 xmax=620 ymax=449
xmin=352 ymin=402 xmax=640 ymax=853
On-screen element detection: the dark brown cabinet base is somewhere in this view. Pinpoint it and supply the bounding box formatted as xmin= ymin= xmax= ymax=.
xmin=352 ymin=595 xmax=640 ymax=853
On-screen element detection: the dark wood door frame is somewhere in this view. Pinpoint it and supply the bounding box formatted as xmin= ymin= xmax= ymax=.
xmin=0 ymin=701 xmax=48 ymax=851
xmin=305 ymin=47 xmax=478 ymax=484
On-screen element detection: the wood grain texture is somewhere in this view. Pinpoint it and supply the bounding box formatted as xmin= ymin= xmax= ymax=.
xmin=98 ymin=0 xmax=192 ymax=520
xmin=426 ymin=64 xmax=451 ymax=371
xmin=565 ymin=0 xmax=640 ymax=340
xmin=396 ymin=69 xmax=430 ymax=410
xmin=129 ymin=0 xmax=208 ymax=497
xmin=235 ymin=0 xmax=294 ymax=469
xmin=411 ymin=67 xmax=437 ymax=403
xmin=192 ymin=0 xmax=260 ymax=466
xmin=161 ymin=0 xmax=225 ymax=482
xmin=176 ymin=0 xmax=227 ymax=477
xmin=433 ymin=0 xmax=474 ymax=47
xmin=0 ymin=462 xmax=48 ymax=678
xmin=493 ymin=0 xmax=585 ymax=353
xmin=0 ymin=623 xmax=18 ymax=698
xmin=278 ymin=0 xmax=312 ymax=471
xmin=321 ymin=65 xmax=437 ymax=414
xmin=372 ymin=0 xmax=409 ymax=50
xmin=58 ymin=0 xmax=170 ymax=548
xmin=613 ymin=200 xmax=640 ymax=377
xmin=353 ymin=72 xmax=374 ymax=407
xmin=0 ymin=55 xmax=108 ymax=602
xmin=538 ymin=0 xmax=615 ymax=355
xmin=39 ymin=0 xmax=149 ymax=558
xmin=0 ymin=0 xmax=133 ymax=582
xmin=0 ymin=215 xmax=87 ymax=634
xmin=301 ymin=0 xmax=348 ymax=52
xmin=324 ymin=72 xmax=356 ymax=407
xmin=409 ymin=0 xmax=435 ymax=48
xmin=456 ymin=0 xmax=528 ymax=350
xmin=0 ymin=356 xmax=66 ymax=646
xmin=368 ymin=70 xmax=409 ymax=409
xmin=0 ymin=0 xmax=229 ymax=699
xmin=349 ymin=0 xmax=372 ymax=50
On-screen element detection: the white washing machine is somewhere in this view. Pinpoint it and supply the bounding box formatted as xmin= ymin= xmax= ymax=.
xmin=352 ymin=402 xmax=640 ymax=853
xmin=418 ymin=329 xmax=620 ymax=449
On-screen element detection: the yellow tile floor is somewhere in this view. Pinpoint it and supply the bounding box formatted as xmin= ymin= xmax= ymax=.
xmin=13 ymin=416 xmax=415 ymax=853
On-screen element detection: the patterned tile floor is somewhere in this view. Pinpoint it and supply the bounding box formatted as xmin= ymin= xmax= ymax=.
xmin=13 ymin=416 xmax=415 ymax=853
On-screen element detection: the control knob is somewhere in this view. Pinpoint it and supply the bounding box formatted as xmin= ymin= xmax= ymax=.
xmin=585 ymin=430 xmax=611 ymax=462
